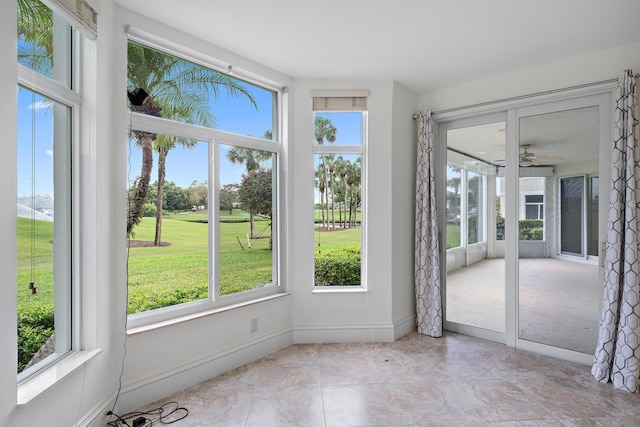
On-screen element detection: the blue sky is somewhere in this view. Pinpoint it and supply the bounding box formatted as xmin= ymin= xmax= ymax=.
xmin=128 ymin=98 xmax=364 ymax=190
xmin=127 ymin=82 xmax=276 ymax=189
xmin=17 ymin=87 xmax=56 ymax=198
xmin=18 ymin=71 xmax=365 ymax=200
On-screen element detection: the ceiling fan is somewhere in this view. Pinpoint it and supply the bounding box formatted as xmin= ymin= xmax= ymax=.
xmin=518 ymin=145 xmax=564 ymax=167
xmin=495 ymin=145 xmax=564 ymax=167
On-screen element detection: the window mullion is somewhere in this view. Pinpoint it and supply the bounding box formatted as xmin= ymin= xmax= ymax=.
xmin=17 ymin=64 xmax=81 ymax=106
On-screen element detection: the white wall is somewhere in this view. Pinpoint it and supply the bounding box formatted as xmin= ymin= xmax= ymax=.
xmin=1 ymin=1 xmax=122 ymax=426
xmin=291 ymin=79 xmax=398 ymax=342
xmin=112 ymin=7 xmax=296 ymax=415
xmin=419 ymin=42 xmax=640 ymax=113
xmin=0 ymin=1 xmax=19 ymax=425
xmin=390 ymin=82 xmax=419 ymax=335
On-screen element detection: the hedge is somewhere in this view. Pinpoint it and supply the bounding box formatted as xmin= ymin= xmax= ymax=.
xmin=17 ymin=303 xmax=54 ymax=373
xmin=315 ymin=246 xmax=361 ymax=286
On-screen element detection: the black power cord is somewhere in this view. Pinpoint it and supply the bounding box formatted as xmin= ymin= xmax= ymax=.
xmin=106 ymin=401 xmax=189 ymax=426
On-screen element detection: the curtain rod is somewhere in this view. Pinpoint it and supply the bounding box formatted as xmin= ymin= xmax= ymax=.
xmin=412 ymin=77 xmax=619 ymax=119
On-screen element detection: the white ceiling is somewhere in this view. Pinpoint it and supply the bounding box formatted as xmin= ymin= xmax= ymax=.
xmin=113 ymin=0 xmax=640 ymax=93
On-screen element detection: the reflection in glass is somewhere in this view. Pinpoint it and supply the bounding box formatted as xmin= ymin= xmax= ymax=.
xmin=446 ymin=165 xmax=462 ymax=249
xmin=560 ymin=176 xmax=584 ymax=255
xmin=587 ymin=177 xmax=599 ymax=256
xmin=445 ymin=121 xmax=505 ymax=333
xmin=517 ymin=106 xmax=600 ymax=354
xmin=467 ymin=171 xmax=483 ymax=244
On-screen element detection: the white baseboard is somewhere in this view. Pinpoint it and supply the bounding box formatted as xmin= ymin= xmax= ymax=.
xmin=114 ymin=328 xmax=293 ymax=415
xmin=92 ymin=317 xmax=417 ymax=424
xmin=393 ymin=314 xmax=417 ymax=339
xmin=292 ymin=323 xmax=397 ymax=343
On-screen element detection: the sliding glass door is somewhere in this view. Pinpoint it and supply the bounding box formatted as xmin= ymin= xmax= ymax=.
xmin=443 ymin=114 xmax=506 ymax=339
xmin=440 ymin=92 xmax=611 ymax=363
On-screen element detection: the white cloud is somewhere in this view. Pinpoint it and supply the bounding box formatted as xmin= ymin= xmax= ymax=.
xmin=44 ymin=149 xmax=53 ymax=158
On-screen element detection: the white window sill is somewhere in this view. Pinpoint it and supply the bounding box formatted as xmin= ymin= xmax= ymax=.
xmin=17 ymin=349 xmax=102 ymax=406
xmin=312 ymin=286 xmax=367 ymax=294
xmin=127 ymin=292 xmax=290 ymax=336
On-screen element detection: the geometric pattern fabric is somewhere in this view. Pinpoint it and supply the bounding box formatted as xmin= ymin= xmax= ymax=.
xmin=415 ymin=110 xmax=443 ymax=337
xmin=592 ymin=69 xmax=640 ymax=392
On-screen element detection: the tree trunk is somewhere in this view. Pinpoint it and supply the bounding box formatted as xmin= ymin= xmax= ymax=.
xmin=127 ymin=99 xmax=161 ymax=236
xmin=250 ymin=211 xmax=256 ymax=239
xmin=322 ymin=157 xmax=329 ymax=229
xmin=319 ymin=188 xmax=325 ymax=230
xmin=154 ymin=149 xmax=167 ymax=245
xmin=330 ymin=171 xmax=335 ymax=230
xmin=127 ymin=132 xmax=154 ymax=235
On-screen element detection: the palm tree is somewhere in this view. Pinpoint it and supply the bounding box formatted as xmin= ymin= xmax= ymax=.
xmin=150 ymin=102 xmax=207 ymax=245
xmin=226 ymin=145 xmax=272 ymax=238
xmin=153 ymin=134 xmax=199 ymax=245
xmin=17 ymin=0 xmax=53 ymax=76
xmin=348 ymin=157 xmax=362 ymax=227
xmin=314 ymin=116 xmax=337 ymax=229
xmin=127 ymin=40 xmax=257 ymax=236
xmin=333 ymin=156 xmax=350 ymax=228
xmin=315 ymin=166 xmax=327 ymax=229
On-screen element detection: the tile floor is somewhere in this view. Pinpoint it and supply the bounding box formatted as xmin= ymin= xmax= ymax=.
xmin=136 ymin=332 xmax=640 ymax=426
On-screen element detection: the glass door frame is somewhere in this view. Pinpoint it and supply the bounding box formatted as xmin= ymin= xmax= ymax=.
xmin=437 ymin=111 xmax=507 ymax=344
xmin=435 ymin=89 xmax=613 ymax=365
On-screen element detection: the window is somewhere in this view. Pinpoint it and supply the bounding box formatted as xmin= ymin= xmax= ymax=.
xmin=524 ymin=194 xmax=544 ymax=219
xmin=446 ymin=165 xmax=462 ymax=248
xmin=312 ymin=93 xmax=367 ymax=287
xmin=467 ymin=170 xmax=484 ymax=244
xmin=560 ymin=175 xmax=598 ymax=257
xmin=125 ymin=39 xmax=281 ymax=322
xmin=16 ymin=0 xmax=94 ymax=380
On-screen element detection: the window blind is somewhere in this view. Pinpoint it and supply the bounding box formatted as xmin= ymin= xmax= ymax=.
xmin=44 ymin=0 xmax=97 ymax=39
xmin=311 ymin=89 xmax=369 ymax=111
xmin=312 ymin=96 xmax=367 ymax=111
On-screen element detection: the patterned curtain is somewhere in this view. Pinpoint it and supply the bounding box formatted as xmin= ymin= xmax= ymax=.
xmin=415 ymin=110 xmax=442 ymax=337
xmin=592 ymin=70 xmax=640 ymax=392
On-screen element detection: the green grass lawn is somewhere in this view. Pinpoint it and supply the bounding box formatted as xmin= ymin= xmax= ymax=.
xmin=16 ymin=211 xmax=361 ymax=369
xmin=446 ymin=223 xmax=460 ymax=248
xmin=127 ymin=213 xmax=273 ymax=313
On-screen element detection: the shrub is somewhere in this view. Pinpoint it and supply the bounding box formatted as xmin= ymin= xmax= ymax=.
xmin=17 ymin=303 xmax=54 ymax=372
xmin=496 ymin=217 xmax=543 ymax=241
xmin=142 ymin=203 xmax=157 ymax=217
xmin=519 ymin=219 xmax=543 ymax=241
xmin=128 ymin=285 xmax=208 ymax=314
xmin=315 ymin=246 xmax=360 ymax=286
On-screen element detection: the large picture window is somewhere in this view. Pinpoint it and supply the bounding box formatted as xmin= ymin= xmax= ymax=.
xmin=125 ymin=39 xmax=280 ymax=322
xmin=312 ymin=95 xmax=367 ymax=287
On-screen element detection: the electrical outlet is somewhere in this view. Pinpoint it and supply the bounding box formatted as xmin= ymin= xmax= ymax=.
xmin=250 ymin=318 xmax=258 ymax=333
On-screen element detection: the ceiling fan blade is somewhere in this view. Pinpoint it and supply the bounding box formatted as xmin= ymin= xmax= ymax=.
xmin=534 ymin=155 xmax=564 ymax=161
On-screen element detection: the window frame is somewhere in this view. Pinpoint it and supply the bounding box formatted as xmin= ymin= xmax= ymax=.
xmin=311 ymin=104 xmax=368 ymax=290
xmin=16 ymin=3 xmax=85 ymax=384
xmin=524 ymin=194 xmax=544 ymax=220
xmin=124 ymin=35 xmax=285 ymax=330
